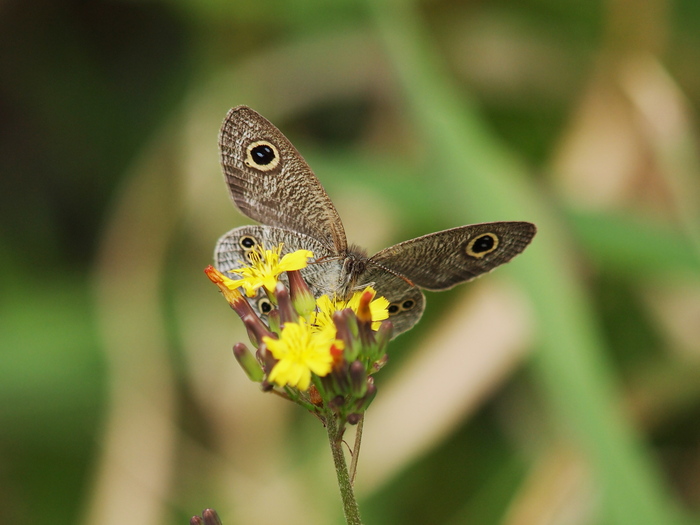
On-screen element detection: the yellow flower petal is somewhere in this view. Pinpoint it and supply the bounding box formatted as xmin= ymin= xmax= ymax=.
xmin=310 ymin=286 xmax=389 ymax=332
xmin=368 ymin=294 xmax=390 ymax=330
xmin=279 ymin=250 xmax=314 ymax=272
xmin=263 ymin=318 xmax=336 ymax=391
xmin=227 ymin=244 xmax=314 ymax=297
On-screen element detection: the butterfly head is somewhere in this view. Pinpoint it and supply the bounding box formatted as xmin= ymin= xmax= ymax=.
xmin=340 ymin=246 xmax=370 ymax=295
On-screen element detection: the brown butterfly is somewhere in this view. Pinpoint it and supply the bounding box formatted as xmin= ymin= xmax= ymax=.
xmin=215 ymin=106 xmax=536 ymax=336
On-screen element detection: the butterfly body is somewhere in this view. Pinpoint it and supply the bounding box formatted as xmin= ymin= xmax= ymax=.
xmin=215 ymin=106 xmax=536 ymax=337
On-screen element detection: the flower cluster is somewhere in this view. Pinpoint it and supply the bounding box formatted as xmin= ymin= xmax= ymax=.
xmin=205 ymin=244 xmax=392 ymax=424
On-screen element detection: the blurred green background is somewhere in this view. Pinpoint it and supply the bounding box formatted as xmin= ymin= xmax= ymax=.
xmin=2 ymin=0 xmax=700 ymax=524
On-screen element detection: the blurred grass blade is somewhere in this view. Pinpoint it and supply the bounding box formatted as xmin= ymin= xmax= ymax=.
xmin=364 ymin=0 xmax=687 ymax=524
xmin=569 ymin=210 xmax=700 ymax=276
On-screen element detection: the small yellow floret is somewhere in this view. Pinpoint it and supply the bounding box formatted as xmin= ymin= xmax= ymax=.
xmin=225 ymin=244 xmax=313 ymax=297
xmin=312 ymin=286 xmax=389 ymax=332
xmin=264 ymin=318 xmax=340 ymax=391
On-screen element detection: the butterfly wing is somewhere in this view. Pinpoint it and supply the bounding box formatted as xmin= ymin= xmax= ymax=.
xmin=357 ymin=265 xmax=426 ymax=337
xmin=215 ymin=225 xmax=425 ymax=337
xmin=215 ymin=225 xmax=344 ymax=315
xmin=219 ymin=106 xmax=347 ymax=255
xmin=369 ymin=222 xmax=536 ymax=291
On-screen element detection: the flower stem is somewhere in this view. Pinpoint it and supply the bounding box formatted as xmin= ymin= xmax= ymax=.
xmin=349 ymin=415 xmax=364 ymax=485
xmin=326 ymin=414 xmax=363 ymax=525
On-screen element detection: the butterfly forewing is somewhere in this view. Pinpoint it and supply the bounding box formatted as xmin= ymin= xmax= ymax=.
xmin=369 ymin=222 xmax=536 ymax=291
xmin=219 ymin=107 xmax=348 ymax=254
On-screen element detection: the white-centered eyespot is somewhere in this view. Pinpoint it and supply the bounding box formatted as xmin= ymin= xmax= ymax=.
xmin=245 ymin=140 xmax=280 ymax=171
xmin=465 ymin=233 xmax=499 ymax=258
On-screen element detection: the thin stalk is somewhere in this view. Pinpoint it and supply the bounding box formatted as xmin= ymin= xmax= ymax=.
xmin=326 ymin=414 xmax=363 ymax=525
xmin=349 ymin=415 xmax=364 ymax=485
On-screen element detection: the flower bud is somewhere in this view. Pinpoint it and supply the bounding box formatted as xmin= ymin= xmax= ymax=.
xmin=373 ymin=353 xmax=389 ymax=373
xmin=333 ymin=309 xmax=361 ymax=359
xmin=190 ymin=508 xmax=222 ymax=525
xmin=355 ymin=379 xmax=377 ymax=413
xmin=242 ymin=314 xmax=274 ymax=348
xmin=233 ymin=343 xmax=264 ymax=382
xmin=202 ymin=508 xmax=223 ymax=525
xmin=376 ymin=320 xmax=393 ymax=349
xmin=275 ymin=282 xmax=297 ymax=325
xmin=332 ymin=360 xmax=350 ymax=393
xmin=356 ymin=288 xmax=374 ymax=324
xmin=349 ymin=360 xmax=367 ymax=397
xmin=266 ymin=309 xmax=280 ymax=335
xmin=287 ymin=270 xmax=316 ymax=316
xmin=328 ymin=395 xmax=346 ymax=410
xmin=346 ymin=412 xmax=362 ymax=425
xmin=332 ymin=309 xmax=352 ymax=347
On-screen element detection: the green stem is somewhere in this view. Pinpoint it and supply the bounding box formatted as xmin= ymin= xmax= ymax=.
xmin=326 ymin=414 xmax=362 ymax=525
xmin=349 ymin=415 xmax=364 ymax=485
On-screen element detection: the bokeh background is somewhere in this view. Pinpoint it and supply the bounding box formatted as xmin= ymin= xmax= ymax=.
xmin=2 ymin=0 xmax=700 ymax=524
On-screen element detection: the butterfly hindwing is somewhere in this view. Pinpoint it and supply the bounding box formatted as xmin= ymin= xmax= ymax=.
xmin=215 ymin=225 xmax=344 ymax=316
xmin=357 ymin=264 xmax=426 ymax=336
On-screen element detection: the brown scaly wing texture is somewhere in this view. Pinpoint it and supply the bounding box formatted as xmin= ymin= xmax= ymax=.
xmin=356 ymin=264 xmax=426 ymax=337
xmin=215 ymin=225 xmax=344 ymax=299
xmin=219 ymin=106 xmax=347 ymax=254
xmin=369 ymin=222 xmax=536 ymax=291
xmin=215 ymin=225 xmax=345 ymax=319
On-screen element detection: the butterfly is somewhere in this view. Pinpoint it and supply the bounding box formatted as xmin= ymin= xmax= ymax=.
xmin=215 ymin=106 xmax=536 ymax=337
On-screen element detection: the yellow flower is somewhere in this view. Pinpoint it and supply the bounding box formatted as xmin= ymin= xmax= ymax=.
xmin=346 ymin=287 xmax=390 ymax=328
xmin=226 ymin=244 xmax=313 ymax=297
xmin=313 ymin=286 xmax=390 ymax=332
xmin=264 ymin=318 xmax=341 ymax=391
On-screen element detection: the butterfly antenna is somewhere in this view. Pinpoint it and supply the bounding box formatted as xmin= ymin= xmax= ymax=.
xmin=366 ymin=260 xmax=416 ymax=287
xmin=308 ymin=254 xmax=342 ymax=266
